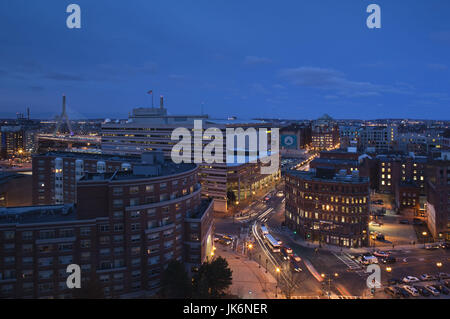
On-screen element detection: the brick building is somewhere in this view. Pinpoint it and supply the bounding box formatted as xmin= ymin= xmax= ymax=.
xmin=0 ymin=152 xmax=214 ymax=298
xmin=285 ymin=168 xmax=370 ymax=248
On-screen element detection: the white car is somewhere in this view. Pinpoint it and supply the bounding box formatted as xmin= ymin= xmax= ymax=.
xmin=424 ymin=285 xmax=440 ymax=296
xmin=420 ymin=274 xmax=435 ymax=281
xmin=402 ymin=276 xmax=420 ymax=283
xmin=402 ymin=285 xmax=419 ymax=297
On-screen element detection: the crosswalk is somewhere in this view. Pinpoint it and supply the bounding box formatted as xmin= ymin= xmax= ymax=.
xmin=332 ymin=252 xmax=367 ymax=277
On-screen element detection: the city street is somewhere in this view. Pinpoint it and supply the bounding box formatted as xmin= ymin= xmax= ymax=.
xmin=214 ymin=178 xmax=450 ymax=299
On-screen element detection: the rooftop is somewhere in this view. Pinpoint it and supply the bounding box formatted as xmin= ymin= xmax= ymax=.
xmin=34 ymin=151 xmax=141 ymax=163
xmin=286 ymin=169 xmax=369 ymax=184
xmin=0 ymin=204 xmax=76 ymax=225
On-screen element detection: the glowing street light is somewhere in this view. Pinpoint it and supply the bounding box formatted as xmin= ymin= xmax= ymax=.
xmin=386 ymin=267 xmax=392 ymax=272
xmin=436 ymin=262 xmax=443 ymax=268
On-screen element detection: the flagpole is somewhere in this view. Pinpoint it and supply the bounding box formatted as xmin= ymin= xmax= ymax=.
xmin=152 ymin=92 xmax=154 ymax=108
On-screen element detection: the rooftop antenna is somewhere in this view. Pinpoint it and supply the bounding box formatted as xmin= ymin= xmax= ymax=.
xmin=54 ymin=94 xmax=73 ymax=136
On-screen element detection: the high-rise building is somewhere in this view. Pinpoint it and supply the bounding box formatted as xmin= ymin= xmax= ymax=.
xmin=0 ymin=126 xmax=25 ymax=159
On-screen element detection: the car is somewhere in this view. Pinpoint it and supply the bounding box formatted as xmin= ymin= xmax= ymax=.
xmin=399 ymin=219 xmax=409 ymax=224
xmin=388 ymin=278 xmax=401 ymax=285
xmin=444 ymin=280 xmax=450 ymax=288
xmin=413 ymin=285 xmax=431 ymax=297
xmin=290 ymin=259 xmax=302 ymax=272
xmin=434 ymin=284 xmax=450 ymax=295
xmin=376 ymin=234 xmax=385 ymax=241
xmin=424 ymin=285 xmax=440 ymax=296
xmin=381 ymin=256 xmax=396 ymax=264
xmin=438 ymin=272 xmax=450 ymax=279
xmin=384 ymin=287 xmax=398 ymax=297
xmin=290 ymin=253 xmax=301 ymax=262
xmin=412 ymin=218 xmax=423 ymax=225
xmin=419 ymin=274 xmax=436 ymax=281
xmin=370 ymin=221 xmax=381 ymax=227
xmin=439 ymin=242 xmax=450 ymax=249
xmin=373 ymin=251 xmax=390 ymax=258
xmin=402 ymin=285 xmax=420 ymax=297
xmin=425 ymin=244 xmax=440 ymax=250
xmin=280 ymin=248 xmax=290 ymax=260
xmin=402 ymin=276 xmax=420 ymax=283
xmin=276 ymin=191 xmax=284 ymax=197
xmin=396 ymin=287 xmax=410 ymax=298
xmin=284 ymin=246 xmax=293 ymax=254
xmin=213 ymin=236 xmax=220 ymax=242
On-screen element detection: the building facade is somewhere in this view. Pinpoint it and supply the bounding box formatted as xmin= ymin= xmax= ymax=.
xmin=0 ymin=152 xmax=214 ymax=298
xmin=285 ymin=168 xmax=370 ymax=248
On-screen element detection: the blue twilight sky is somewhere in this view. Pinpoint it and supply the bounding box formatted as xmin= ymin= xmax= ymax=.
xmin=0 ymin=0 xmax=449 ymax=120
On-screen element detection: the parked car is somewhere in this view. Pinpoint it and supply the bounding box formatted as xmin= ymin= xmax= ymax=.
xmin=444 ymin=280 xmax=450 ymax=288
xmin=420 ymin=274 xmax=436 ymax=281
xmin=414 ymin=285 xmax=431 ymax=297
xmin=438 ymin=272 xmax=450 ymax=279
xmin=397 ymin=287 xmax=410 ymax=298
xmin=424 ymin=285 xmax=440 ymax=296
xmin=388 ymin=278 xmax=401 ymax=285
xmin=402 ymin=276 xmax=420 ymax=283
xmin=384 ymin=286 xmax=398 ymax=297
xmin=434 ymin=284 xmax=449 ymax=295
xmin=402 ymin=285 xmax=420 ymax=297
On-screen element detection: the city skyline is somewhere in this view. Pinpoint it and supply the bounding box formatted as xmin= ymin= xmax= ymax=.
xmin=0 ymin=1 xmax=449 ymax=120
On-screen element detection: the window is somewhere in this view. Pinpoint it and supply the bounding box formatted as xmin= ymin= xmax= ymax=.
xmin=22 ymin=231 xmax=33 ymax=240
xmin=129 ymin=186 xmax=139 ymax=194
xmin=4 ymin=231 xmax=15 ymax=240
xmin=80 ymin=227 xmax=91 ymax=236
xmin=146 ymin=185 xmax=154 ymax=192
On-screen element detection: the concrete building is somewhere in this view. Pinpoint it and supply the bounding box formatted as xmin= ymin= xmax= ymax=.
xmin=101 ymin=101 xmax=278 ymax=213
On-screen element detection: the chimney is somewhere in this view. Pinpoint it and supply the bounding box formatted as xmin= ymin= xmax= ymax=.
xmin=160 ymin=96 xmax=164 ymax=109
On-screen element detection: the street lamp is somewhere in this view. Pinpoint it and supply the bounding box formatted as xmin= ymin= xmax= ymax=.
xmin=386 ymin=266 xmax=392 ymax=273
xmin=275 ymin=267 xmax=280 ymax=298
xmin=321 ymin=273 xmax=338 ymax=299
xmin=436 ymin=262 xmax=443 ymax=268
xmin=422 ymin=231 xmax=428 ymax=248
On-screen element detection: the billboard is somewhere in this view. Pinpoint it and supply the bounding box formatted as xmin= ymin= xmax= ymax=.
xmin=281 ymin=134 xmax=297 ymax=149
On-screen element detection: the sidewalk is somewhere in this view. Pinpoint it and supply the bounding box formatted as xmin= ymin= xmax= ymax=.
xmin=215 ymin=246 xmax=280 ymax=299
xmin=286 ymin=231 xmax=424 ymax=254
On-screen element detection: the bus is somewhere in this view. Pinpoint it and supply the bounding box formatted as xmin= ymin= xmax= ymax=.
xmin=264 ymin=234 xmax=281 ymax=253
xmin=260 ymin=225 xmax=269 ymax=235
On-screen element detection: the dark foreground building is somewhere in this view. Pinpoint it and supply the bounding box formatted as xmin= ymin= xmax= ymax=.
xmin=0 ymin=152 xmax=214 ymax=298
xmin=285 ymin=168 xmax=370 ymax=248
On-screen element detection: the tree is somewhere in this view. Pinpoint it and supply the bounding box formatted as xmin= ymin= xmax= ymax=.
xmin=193 ymin=256 xmax=233 ymax=298
xmin=160 ymin=260 xmax=192 ymax=299
xmin=72 ymin=278 xmax=104 ymax=299
xmin=278 ymin=267 xmax=301 ymax=299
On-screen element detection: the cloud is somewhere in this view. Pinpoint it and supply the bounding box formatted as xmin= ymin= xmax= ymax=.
xmin=244 ymin=56 xmax=272 ymax=65
xmin=278 ymin=66 xmax=412 ymax=97
xmin=427 ymin=63 xmax=448 ymax=71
